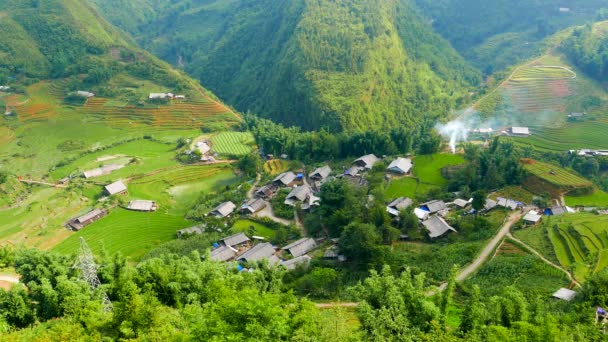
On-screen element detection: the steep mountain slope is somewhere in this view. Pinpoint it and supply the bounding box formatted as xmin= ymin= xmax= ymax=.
xmin=0 ymin=0 xmax=240 ymax=177
xmin=91 ymin=0 xmax=481 ymax=131
xmin=414 ymin=0 xmax=608 ymax=73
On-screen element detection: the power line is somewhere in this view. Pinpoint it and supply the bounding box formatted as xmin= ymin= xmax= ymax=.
xmin=74 ymin=237 xmax=113 ymax=312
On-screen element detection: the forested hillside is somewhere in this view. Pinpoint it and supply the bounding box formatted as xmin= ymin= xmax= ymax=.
xmin=414 ymin=0 xmax=608 ymax=73
xmin=562 ymin=21 xmax=608 ymax=82
xmin=0 ymin=0 xmax=200 ymax=93
xmin=91 ymin=0 xmax=481 ymax=131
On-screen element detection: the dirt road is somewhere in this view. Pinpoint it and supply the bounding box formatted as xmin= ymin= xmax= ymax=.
xmin=456 ymin=212 xmax=522 ymax=282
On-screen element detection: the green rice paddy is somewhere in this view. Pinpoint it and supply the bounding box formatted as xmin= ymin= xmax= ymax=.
xmin=211 ymin=132 xmax=255 ymax=156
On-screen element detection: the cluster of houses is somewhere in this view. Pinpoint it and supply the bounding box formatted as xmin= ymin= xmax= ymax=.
xmin=386 ymin=197 xmax=460 ymax=238
xmin=179 ymin=231 xmax=321 ymax=270
xmin=185 ymin=140 xmax=216 ymax=163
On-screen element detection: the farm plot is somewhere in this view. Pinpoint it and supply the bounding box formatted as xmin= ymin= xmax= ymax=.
xmin=413 ymin=153 xmax=465 ymax=186
xmin=566 ymin=190 xmax=608 ymax=207
xmin=211 ymin=132 xmax=255 ymax=156
xmin=83 ymin=99 xmax=239 ymax=130
xmin=263 ymin=160 xmax=289 ymax=175
xmin=522 ymin=160 xmax=592 ymax=189
xmin=53 ymin=209 xmax=194 ymax=260
xmin=543 ymin=213 xmax=608 ymax=281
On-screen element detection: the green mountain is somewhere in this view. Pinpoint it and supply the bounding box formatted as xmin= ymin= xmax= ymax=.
xmin=0 ymin=0 xmax=204 ymax=94
xmin=414 ymin=0 xmax=608 ymax=73
xmin=90 ymin=0 xmax=482 ymax=131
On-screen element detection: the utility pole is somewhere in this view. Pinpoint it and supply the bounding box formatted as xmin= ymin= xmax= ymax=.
xmin=74 ymin=237 xmax=113 ymax=312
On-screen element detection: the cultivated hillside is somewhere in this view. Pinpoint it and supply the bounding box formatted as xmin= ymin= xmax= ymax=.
xmin=91 ymin=0 xmax=482 ymax=131
xmin=0 ymin=0 xmax=241 ymax=177
xmin=471 ymin=23 xmax=608 ymax=152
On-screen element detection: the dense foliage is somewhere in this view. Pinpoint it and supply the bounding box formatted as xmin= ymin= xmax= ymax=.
xmin=450 ymin=139 xmax=525 ymax=192
xmin=248 ymin=115 xmax=441 ymax=162
xmin=563 ymin=23 xmax=608 ymax=81
xmin=0 ymin=243 xmax=606 ymax=340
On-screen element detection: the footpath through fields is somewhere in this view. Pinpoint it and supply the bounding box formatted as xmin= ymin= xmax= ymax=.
xmin=507 ymin=233 xmax=581 ymax=288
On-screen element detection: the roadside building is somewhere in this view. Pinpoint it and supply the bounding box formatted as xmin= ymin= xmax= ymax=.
xmin=523 ymin=210 xmax=542 ymax=225
xmin=210 ymin=201 xmax=237 ymax=218
xmin=353 ymin=154 xmax=380 ymax=169
xmin=282 ymin=238 xmax=317 ymax=258
xmin=497 ymin=197 xmax=520 ymax=210
xmin=104 ymin=180 xmax=127 ymax=196
xmin=127 ymin=200 xmax=158 ymax=212
xmin=240 ymin=198 xmax=267 ymax=215
xmin=484 ymin=199 xmax=498 ymax=211
xmin=422 ymin=215 xmax=457 ymax=238
xmin=386 ymin=157 xmax=413 ymax=175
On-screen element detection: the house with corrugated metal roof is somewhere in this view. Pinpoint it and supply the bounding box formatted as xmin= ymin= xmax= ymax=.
xmin=282 ymin=238 xmax=317 ymax=257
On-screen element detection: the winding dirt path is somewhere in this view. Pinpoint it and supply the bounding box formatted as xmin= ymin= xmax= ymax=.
xmin=457 ymin=212 xmax=522 ymax=282
xmin=427 ymin=211 xmax=523 ymax=295
xmin=18 ymin=179 xmax=67 ymax=188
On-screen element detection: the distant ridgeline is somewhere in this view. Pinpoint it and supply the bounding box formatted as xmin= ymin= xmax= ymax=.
xmin=90 ymin=0 xmax=481 ymax=131
xmin=414 ymin=0 xmax=608 ymax=73
xmin=0 ymin=0 xmax=193 ymax=93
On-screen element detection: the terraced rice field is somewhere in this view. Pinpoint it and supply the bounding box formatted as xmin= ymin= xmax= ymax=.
xmin=130 ymin=165 xmax=226 ymax=186
xmin=264 ymin=159 xmax=289 ymax=175
xmin=83 ymin=98 xmax=239 ymax=130
xmin=503 ymin=65 xmax=576 ymax=115
xmin=522 ymin=160 xmax=592 ymax=188
xmin=543 ymin=213 xmax=608 ymax=280
xmin=211 ymin=132 xmax=254 ymax=156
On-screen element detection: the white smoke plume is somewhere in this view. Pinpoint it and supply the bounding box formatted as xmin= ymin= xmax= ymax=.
xmin=436 ymin=120 xmax=469 ymax=153
xmin=435 ymin=109 xmax=502 ymax=153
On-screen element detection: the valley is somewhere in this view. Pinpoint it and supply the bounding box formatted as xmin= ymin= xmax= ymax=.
xmin=1 ymin=0 xmax=608 ymax=340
